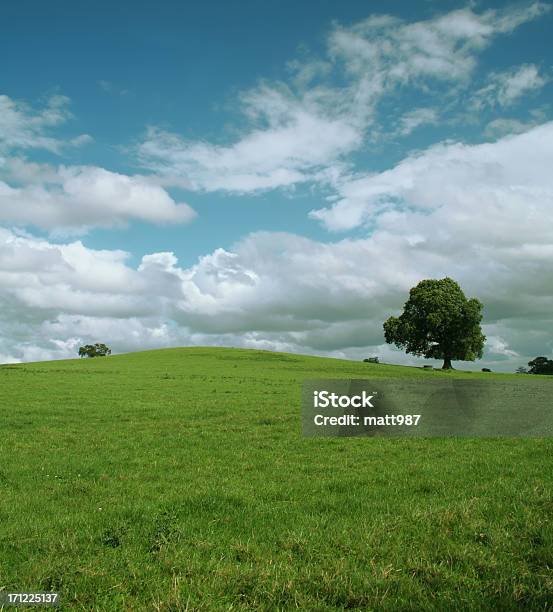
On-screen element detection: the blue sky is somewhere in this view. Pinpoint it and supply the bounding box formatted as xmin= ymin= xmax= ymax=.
xmin=1 ymin=0 xmax=552 ymax=369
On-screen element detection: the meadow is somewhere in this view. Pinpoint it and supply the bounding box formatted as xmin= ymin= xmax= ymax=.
xmin=1 ymin=347 xmax=552 ymax=610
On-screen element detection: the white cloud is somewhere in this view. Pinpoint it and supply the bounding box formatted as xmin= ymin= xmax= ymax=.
xmin=138 ymin=88 xmax=362 ymax=193
xmin=0 ymin=96 xmax=195 ymax=233
xmin=328 ymin=3 xmax=549 ymax=84
xmin=137 ymin=3 xmax=549 ymax=195
xmin=310 ymin=121 xmax=553 ymax=233
xmin=0 ymin=94 xmax=90 ymax=154
xmin=0 ymin=94 xmax=195 ymax=232
xmin=496 ymin=64 xmax=548 ymax=105
xmin=486 ymin=1 xmax=550 ymax=33
xmin=485 ymin=117 xmax=536 ymax=138
xmin=0 ymin=161 xmax=196 ymax=232
xmin=472 ymin=64 xmax=548 ymax=110
xmin=0 ymin=94 xmax=185 ymax=233
xmin=395 ymin=108 xmax=439 ymax=136
xmin=486 ymin=335 xmax=519 ymax=357
xmin=483 ymin=107 xmax=549 ymax=138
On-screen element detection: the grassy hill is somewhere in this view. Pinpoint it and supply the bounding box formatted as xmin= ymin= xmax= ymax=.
xmin=1 ymin=347 xmax=552 ymax=610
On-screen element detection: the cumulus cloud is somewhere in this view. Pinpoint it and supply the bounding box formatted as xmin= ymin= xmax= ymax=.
xmin=0 ymin=161 xmax=196 ymax=232
xmin=0 ymin=227 xmax=427 ymax=363
xmin=0 ymin=94 xmax=195 ymax=232
xmin=310 ymin=121 xmax=553 ymax=232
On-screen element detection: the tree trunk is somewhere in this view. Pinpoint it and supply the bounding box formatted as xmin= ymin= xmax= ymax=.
xmin=442 ymin=356 xmax=453 ymax=370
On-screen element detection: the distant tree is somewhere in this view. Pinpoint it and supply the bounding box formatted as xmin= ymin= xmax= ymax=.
xmin=78 ymin=343 xmax=112 ymax=358
xmin=516 ymin=366 xmax=528 ymax=374
xmin=383 ymin=277 xmax=485 ymax=370
xmin=527 ymin=356 xmax=553 ymax=375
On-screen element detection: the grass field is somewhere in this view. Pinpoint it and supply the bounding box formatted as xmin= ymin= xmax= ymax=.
xmin=1 ymin=347 xmax=552 ymax=610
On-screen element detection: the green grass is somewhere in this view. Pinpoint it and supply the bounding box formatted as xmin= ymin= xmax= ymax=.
xmin=1 ymin=347 xmax=552 ymax=610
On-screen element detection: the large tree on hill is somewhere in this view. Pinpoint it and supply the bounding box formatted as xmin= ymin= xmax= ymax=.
xmin=78 ymin=343 xmax=112 ymax=358
xmin=383 ymin=277 xmax=485 ymax=370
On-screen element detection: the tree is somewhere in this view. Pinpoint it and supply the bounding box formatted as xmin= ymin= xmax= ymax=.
xmin=383 ymin=277 xmax=485 ymax=370
xmin=527 ymin=356 xmax=553 ymax=375
xmin=78 ymin=343 xmax=112 ymax=358
xmin=516 ymin=366 xmax=528 ymax=374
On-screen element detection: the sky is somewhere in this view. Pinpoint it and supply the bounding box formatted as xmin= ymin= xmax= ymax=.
xmin=0 ymin=0 xmax=552 ymax=371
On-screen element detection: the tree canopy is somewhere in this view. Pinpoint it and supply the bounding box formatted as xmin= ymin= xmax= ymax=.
xmin=527 ymin=356 xmax=553 ymax=375
xmin=383 ymin=277 xmax=485 ymax=370
xmin=78 ymin=343 xmax=112 ymax=358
